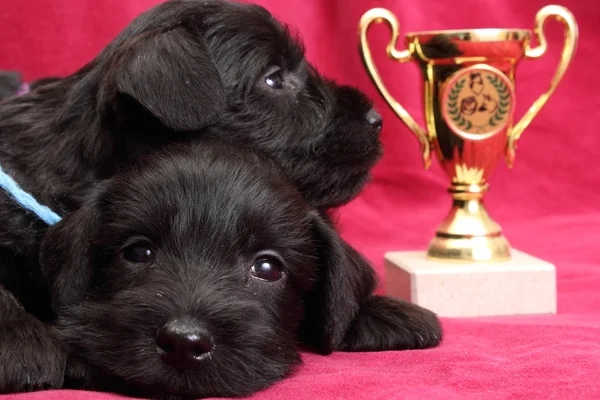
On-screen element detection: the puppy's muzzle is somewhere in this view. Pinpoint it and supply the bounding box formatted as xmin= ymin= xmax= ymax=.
xmin=365 ymin=108 xmax=383 ymax=132
xmin=155 ymin=317 xmax=214 ymax=370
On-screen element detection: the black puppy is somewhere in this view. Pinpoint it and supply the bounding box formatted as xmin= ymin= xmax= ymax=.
xmin=0 ymin=0 xmax=381 ymax=214
xmin=33 ymin=142 xmax=439 ymax=398
xmin=0 ymin=0 xmax=436 ymax=394
xmin=1 ymin=0 xmax=386 ymax=389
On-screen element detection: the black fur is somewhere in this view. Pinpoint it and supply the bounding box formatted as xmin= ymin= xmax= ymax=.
xmin=0 ymin=0 xmax=383 ymax=338
xmin=0 ymin=0 xmax=381 ymax=214
xmin=38 ymin=142 xmax=438 ymax=398
xmin=0 ymin=0 xmax=440 ymax=396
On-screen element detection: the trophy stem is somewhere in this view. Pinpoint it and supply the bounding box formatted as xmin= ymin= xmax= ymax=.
xmin=426 ymin=183 xmax=511 ymax=262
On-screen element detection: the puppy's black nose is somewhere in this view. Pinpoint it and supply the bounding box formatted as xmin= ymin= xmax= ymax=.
xmin=365 ymin=108 xmax=383 ymax=132
xmin=156 ymin=318 xmax=213 ymax=370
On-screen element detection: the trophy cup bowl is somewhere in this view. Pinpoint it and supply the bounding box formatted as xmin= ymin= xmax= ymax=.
xmin=359 ymin=6 xmax=578 ymax=316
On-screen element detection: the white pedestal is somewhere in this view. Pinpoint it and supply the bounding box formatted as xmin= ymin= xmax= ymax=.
xmin=384 ymin=249 xmax=556 ymax=317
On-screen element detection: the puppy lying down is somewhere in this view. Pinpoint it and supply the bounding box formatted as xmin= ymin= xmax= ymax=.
xmin=35 ymin=141 xmax=442 ymax=399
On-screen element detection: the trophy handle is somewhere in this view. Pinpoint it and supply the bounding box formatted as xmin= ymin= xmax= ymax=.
xmin=359 ymin=8 xmax=432 ymax=169
xmin=506 ymin=5 xmax=578 ymax=167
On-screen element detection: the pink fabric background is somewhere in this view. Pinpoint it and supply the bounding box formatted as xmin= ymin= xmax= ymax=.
xmin=1 ymin=0 xmax=599 ymax=399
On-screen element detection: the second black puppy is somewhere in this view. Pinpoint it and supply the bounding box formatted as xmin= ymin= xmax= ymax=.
xmin=0 ymin=0 xmax=382 ymax=214
xmin=36 ymin=142 xmax=440 ymax=398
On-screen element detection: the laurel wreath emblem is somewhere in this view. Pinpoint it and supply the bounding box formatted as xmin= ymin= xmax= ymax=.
xmin=446 ymin=78 xmax=472 ymax=130
xmin=486 ymin=75 xmax=510 ymax=127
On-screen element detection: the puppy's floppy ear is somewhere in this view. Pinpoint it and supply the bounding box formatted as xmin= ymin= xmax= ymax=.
xmin=302 ymin=212 xmax=443 ymax=354
xmin=114 ymin=26 xmax=225 ymax=131
xmin=301 ymin=212 xmax=376 ymax=354
xmin=39 ymin=184 xmax=107 ymax=312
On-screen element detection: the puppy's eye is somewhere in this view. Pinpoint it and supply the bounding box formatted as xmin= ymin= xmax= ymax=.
xmin=250 ymin=258 xmax=284 ymax=281
xmin=264 ymin=69 xmax=284 ymax=90
xmin=121 ymin=241 xmax=154 ymax=264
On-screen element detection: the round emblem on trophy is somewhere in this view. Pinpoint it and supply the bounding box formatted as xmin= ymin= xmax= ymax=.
xmin=441 ymin=65 xmax=515 ymax=140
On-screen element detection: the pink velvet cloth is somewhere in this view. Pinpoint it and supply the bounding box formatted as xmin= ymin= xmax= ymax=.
xmin=1 ymin=0 xmax=599 ymax=399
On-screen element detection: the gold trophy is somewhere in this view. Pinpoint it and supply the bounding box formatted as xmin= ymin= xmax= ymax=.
xmin=359 ymin=6 xmax=578 ymax=316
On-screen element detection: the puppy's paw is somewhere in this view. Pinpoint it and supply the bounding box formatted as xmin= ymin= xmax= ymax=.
xmin=0 ymin=318 xmax=66 ymax=393
xmin=338 ymin=295 xmax=442 ymax=352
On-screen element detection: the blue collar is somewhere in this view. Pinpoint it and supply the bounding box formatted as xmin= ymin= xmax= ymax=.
xmin=0 ymin=165 xmax=62 ymax=225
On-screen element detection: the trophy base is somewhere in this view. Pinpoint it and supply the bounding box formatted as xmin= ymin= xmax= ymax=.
xmin=428 ymin=183 xmax=512 ymax=262
xmin=384 ymin=249 xmax=556 ymax=317
xmin=427 ymin=234 xmax=511 ymax=262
